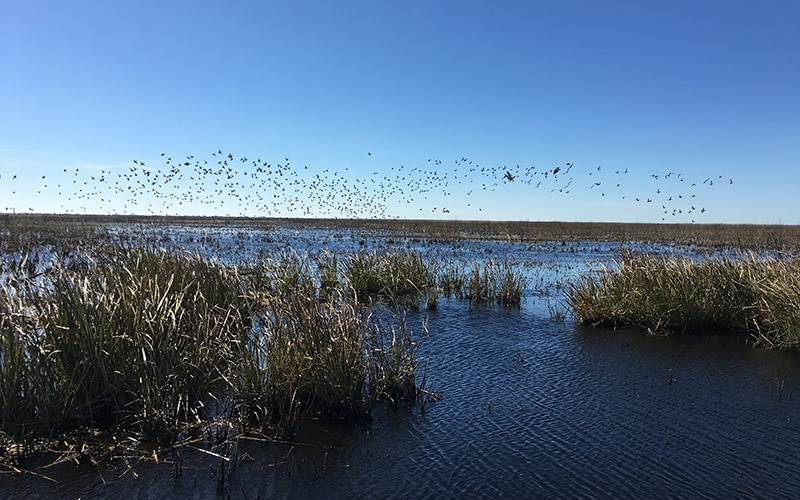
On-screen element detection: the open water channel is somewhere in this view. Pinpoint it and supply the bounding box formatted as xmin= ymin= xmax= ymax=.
xmin=3 ymin=222 xmax=800 ymax=498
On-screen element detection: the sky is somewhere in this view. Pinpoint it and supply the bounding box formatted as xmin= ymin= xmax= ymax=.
xmin=1 ymin=0 xmax=798 ymax=224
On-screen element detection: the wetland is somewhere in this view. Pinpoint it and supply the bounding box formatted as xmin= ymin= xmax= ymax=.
xmin=2 ymin=215 xmax=800 ymax=498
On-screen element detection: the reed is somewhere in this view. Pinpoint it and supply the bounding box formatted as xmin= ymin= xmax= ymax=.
xmin=251 ymin=249 xmax=317 ymax=301
xmin=464 ymin=259 xmax=526 ymax=305
xmin=567 ymin=252 xmax=800 ymax=350
xmin=26 ymin=246 xmax=250 ymax=439
xmin=317 ymin=250 xmax=340 ymax=299
xmin=233 ymin=288 xmax=427 ymax=437
xmin=0 ymin=243 xmax=439 ymax=442
xmin=367 ymin=312 xmax=425 ymax=405
xmin=0 ymin=289 xmax=48 ymax=437
xmin=341 ymin=250 xmax=384 ymax=300
xmin=437 ymin=261 xmax=466 ymax=298
xmin=378 ymin=249 xmax=435 ymax=307
xmin=0 ymin=230 xmax=544 ymax=462
xmin=341 ymin=249 xmax=434 ymax=308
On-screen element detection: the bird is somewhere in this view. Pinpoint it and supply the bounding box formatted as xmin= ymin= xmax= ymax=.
xmin=11 ymin=144 xmax=731 ymax=221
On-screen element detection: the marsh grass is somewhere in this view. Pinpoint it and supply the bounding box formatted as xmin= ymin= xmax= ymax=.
xmin=23 ymin=246 xmax=249 ymax=440
xmin=342 ymin=251 xmax=384 ymax=300
xmin=0 ymin=243 xmax=440 ymax=458
xmin=340 ymin=249 xmax=527 ymax=307
xmin=317 ymin=250 xmax=340 ymax=299
xmin=252 ymin=249 xmax=317 ymax=301
xmin=258 ymin=292 xmax=368 ymax=421
xmin=5 ymin=215 xmax=800 ymax=252
xmin=0 ymin=290 xmax=47 ymax=437
xmin=0 ymin=214 xmax=105 ymax=255
xmin=0 ymin=221 xmax=536 ymax=465
xmin=235 ymin=278 xmax=428 ymax=437
xmin=464 ymin=259 xmax=526 ymax=305
xmin=568 ymin=251 xmax=800 ymax=350
xmin=437 ymin=261 xmax=466 ymax=298
xmin=367 ymin=312 xmax=426 ymax=405
xmin=342 ymin=249 xmax=434 ymax=308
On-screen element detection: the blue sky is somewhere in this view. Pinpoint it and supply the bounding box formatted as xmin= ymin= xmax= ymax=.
xmin=1 ymin=1 xmax=798 ymax=223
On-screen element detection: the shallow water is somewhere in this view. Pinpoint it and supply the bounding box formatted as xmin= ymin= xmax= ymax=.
xmin=3 ymin=225 xmax=800 ymax=498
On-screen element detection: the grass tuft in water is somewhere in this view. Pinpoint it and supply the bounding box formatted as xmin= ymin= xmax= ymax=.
xmin=27 ymin=246 xmax=250 ymax=439
xmin=567 ymin=251 xmax=800 ymax=350
xmin=464 ymin=259 xmax=526 ymax=305
xmin=367 ymin=312 xmax=426 ymax=405
xmin=342 ymin=249 xmax=434 ymax=308
xmin=234 ymin=288 xmax=427 ymax=437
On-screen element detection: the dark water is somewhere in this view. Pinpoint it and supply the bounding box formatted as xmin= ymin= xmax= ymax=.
xmin=3 ymin=226 xmax=800 ymax=498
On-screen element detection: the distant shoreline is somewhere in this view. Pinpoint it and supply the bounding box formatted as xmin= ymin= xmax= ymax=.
xmin=2 ymin=213 xmax=799 ymax=250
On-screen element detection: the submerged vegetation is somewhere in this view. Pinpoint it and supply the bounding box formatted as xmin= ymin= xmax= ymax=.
xmin=568 ymin=251 xmax=800 ymax=350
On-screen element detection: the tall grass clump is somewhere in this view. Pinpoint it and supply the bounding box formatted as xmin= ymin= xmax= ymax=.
xmin=1 ymin=246 xmax=253 ymax=440
xmin=464 ymin=259 xmax=526 ymax=305
xmin=0 ymin=244 xmax=435 ymax=453
xmin=249 ymin=249 xmax=317 ymax=302
xmin=567 ymin=251 xmax=800 ymax=350
xmin=0 ymin=289 xmax=52 ymax=439
xmin=342 ymin=251 xmax=384 ymax=299
xmin=317 ymin=250 xmax=340 ymax=299
xmin=236 ymin=291 xmax=367 ymax=432
xmin=342 ymin=249 xmax=434 ymax=308
xmin=367 ymin=313 xmax=425 ymax=405
xmin=435 ymin=260 xmax=466 ymax=298
xmin=233 ymin=288 xmax=425 ymax=437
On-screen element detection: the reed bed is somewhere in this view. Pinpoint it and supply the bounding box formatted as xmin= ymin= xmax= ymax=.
xmin=341 ymin=249 xmax=434 ymax=307
xmin=236 ymin=291 xmax=370 ymax=434
xmin=436 ymin=260 xmax=467 ymax=298
xmin=464 ymin=259 xmax=527 ymax=305
xmin=236 ymin=291 xmax=425 ymax=436
xmin=2 ymin=246 xmax=250 ymax=442
xmin=0 ymin=218 xmax=532 ymax=464
xmin=338 ymin=249 xmax=525 ymax=307
xmin=0 ymin=214 xmax=106 ymax=254
xmin=3 ymin=243 xmax=516 ymax=456
xmin=568 ymin=252 xmax=800 ymax=350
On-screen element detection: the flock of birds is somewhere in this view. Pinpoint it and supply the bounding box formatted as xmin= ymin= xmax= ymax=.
xmin=1 ymin=150 xmax=732 ymax=222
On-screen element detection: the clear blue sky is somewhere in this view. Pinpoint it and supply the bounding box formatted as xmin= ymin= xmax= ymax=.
xmin=1 ymin=1 xmax=798 ymax=223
